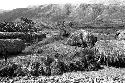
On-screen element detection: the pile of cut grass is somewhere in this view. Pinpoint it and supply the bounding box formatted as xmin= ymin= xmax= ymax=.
xmin=95 ymin=40 xmax=125 ymax=67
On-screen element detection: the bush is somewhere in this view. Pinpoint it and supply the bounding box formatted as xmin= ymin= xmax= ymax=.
xmin=69 ymin=61 xmax=85 ymax=72
xmin=38 ymin=42 xmax=101 ymax=71
xmin=0 ymin=17 xmax=37 ymax=32
xmin=66 ymin=29 xmax=97 ymax=48
xmin=0 ymin=39 xmax=26 ymax=57
xmin=0 ymin=63 xmax=21 ymax=77
xmin=50 ymin=61 xmax=69 ymax=76
xmin=16 ymin=68 xmax=29 ymax=77
xmin=22 ymin=41 xmax=102 ymax=76
xmin=42 ymin=66 xmax=51 ymax=76
xmin=29 ymin=56 xmax=54 ymax=76
xmin=50 ymin=61 xmax=63 ymax=76
xmin=30 ymin=62 xmax=44 ymax=76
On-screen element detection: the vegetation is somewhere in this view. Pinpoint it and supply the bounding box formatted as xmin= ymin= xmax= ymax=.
xmin=95 ymin=40 xmax=125 ymax=67
xmin=1 ymin=3 xmax=125 ymax=82
xmin=0 ymin=17 xmax=37 ymax=32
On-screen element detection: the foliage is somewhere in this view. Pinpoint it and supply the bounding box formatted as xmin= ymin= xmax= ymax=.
xmin=30 ymin=62 xmax=44 ymax=76
xmin=0 ymin=17 xmax=38 ymax=32
xmin=0 ymin=39 xmax=26 ymax=61
xmin=66 ymin=29 xmax=97 ymax=48
xmin=0 ymin=63 xmax=24 ymax=77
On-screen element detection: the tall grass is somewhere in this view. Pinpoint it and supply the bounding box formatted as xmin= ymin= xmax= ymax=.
xmin=95 ymin=40 xmax=125 ymax=67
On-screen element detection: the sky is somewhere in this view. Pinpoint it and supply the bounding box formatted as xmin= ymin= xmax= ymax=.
xmin=0 ymin=0 xmax=125 ymax=10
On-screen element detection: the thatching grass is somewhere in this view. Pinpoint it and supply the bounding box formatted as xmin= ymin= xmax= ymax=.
xmin=95 ymin=40 xmax=125 ymax=67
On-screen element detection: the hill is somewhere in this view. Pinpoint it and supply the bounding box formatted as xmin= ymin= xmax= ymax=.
xmin=0 ymin=4 xmax=125 ymax=28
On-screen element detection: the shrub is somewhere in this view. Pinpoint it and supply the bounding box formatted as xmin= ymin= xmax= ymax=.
xmin=29 ymin=56 xmax=54 ymax=76
xmin=15 ymin=68 xmax=29 ymax=77
xmin=0 ymin=17 xmax=37 ymax=32
xmin=42 ymin=66 xmax=51 ymax=76
xmin=23 ymin=41 xmax=101 ymax=76
xmin=0 ymin=63 xmax=21 ymax=77
xmin=68 ymin=60 xmax=85 ymax=72
xmin=66 ymin=29 xmax=97 ymax=48
xmin=50 ymin=61 xmax=63 ymax=76
xmin=38 ymin=42 xmax=101 ymax=71
xmin=116 ymin=30 xmax=125 ymax=40
xmin=67 ymin=48 xmax=101 ymax=71
xmin=50 ymin=61 xmax=69 ymax=76
xmin=30 ymin=62 xmax=44 ymax=76
xmin=0 ymin=39 xmax=26 ymax=59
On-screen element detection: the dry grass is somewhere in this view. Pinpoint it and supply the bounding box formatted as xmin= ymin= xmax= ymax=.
xmin=23 ymin=34 xmax=65 ymax=54
xmin=95 ymin=40 xmax=125 ymax=67
xmin=1 ymin=29 xmax=125 ymax=82
xmin=0 ymin=41 xmax=101 ymax=80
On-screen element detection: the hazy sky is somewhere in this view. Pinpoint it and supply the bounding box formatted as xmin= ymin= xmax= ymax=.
xmin=0 ymin=0 xmax=125 ymax=10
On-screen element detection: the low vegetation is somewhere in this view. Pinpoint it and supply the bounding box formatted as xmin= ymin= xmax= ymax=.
xmin=0 ymin=39 xmax=26 ymax=60
xmin=95 ymin=40 xmax=125 ymax=67
xmin=0 ymin=17 xmax=125 ymax=82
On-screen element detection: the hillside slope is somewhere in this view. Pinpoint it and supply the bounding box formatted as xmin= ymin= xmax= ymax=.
xmin=0 ymin=4 xmax=125 ymax=27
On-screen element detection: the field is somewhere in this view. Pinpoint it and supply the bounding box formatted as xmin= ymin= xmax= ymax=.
xmin=0 ymin=26 xmax=125 ymax=83
xmin=1 ymin=4 xmax=125 ymax=82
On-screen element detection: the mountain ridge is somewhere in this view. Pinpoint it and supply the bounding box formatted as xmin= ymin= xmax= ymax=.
xmin=0 ymin=4 xmax=125 ymax=27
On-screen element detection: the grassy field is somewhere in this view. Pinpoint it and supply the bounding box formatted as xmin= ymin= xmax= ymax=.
xmin=1 ymin=28 xmax=125 ymax=82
